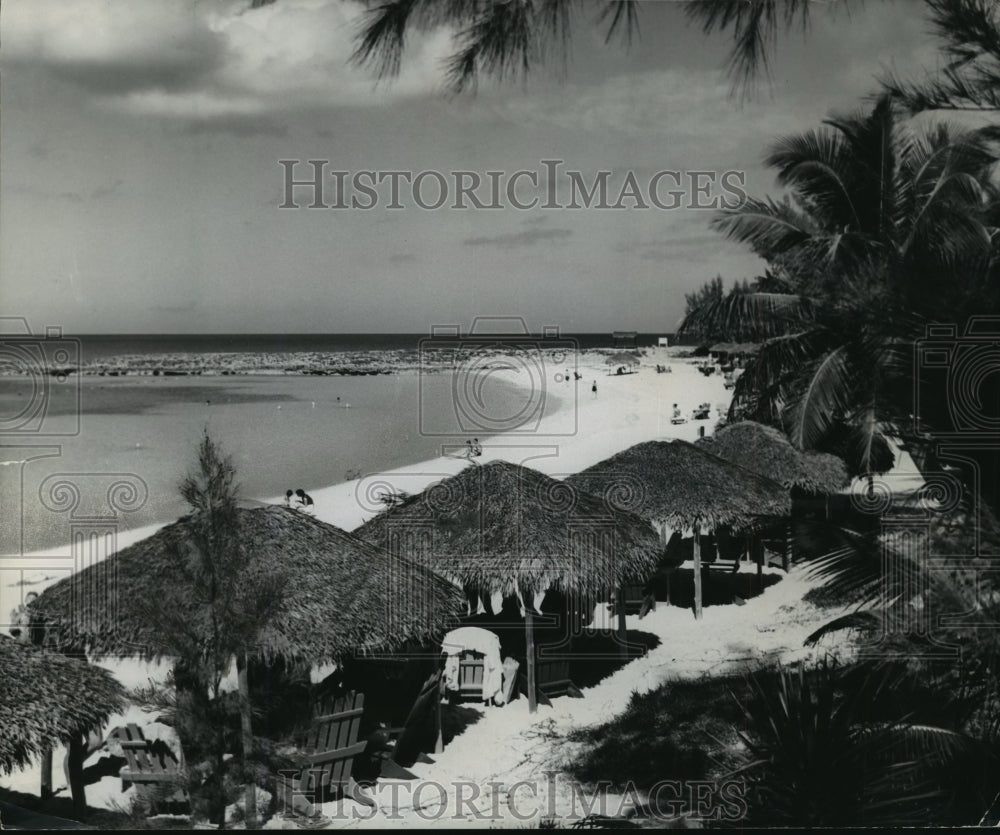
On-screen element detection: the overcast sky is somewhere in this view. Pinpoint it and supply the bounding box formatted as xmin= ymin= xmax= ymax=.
xmin=1 ymin=0 xmax=943 ymax=335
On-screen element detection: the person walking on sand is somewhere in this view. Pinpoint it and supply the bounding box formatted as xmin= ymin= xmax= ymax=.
xmin=591 ymin=380 xmax=598 ymax=398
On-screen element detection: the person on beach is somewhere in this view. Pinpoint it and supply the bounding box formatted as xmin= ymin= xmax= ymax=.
xmin=465 ymin=440 xmax=475 ymax=458
xmin=284 ymin=489 xmax=294 ymax=507
xmin=591 ymin=381 xmax=598 ymax=398
xmin=472 ymin=438 xmax=482 ymax=457
xmin=9 ymin=591 xmax=36 ymax=640
xmin=294 ymin=489 xmax=315 ymax=513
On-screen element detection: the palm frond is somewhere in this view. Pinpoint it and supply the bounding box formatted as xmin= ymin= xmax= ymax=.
xmin=710 ymin=196 xmax=817 ymax=258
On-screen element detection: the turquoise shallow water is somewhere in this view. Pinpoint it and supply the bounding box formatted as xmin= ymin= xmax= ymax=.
xmin=1 ymin=370 xmax=561 ymax=553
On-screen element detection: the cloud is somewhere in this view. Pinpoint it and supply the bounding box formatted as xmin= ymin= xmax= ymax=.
xmin=2 ymin=0 xmax=457 ymax=125
xmin=2 ymin=0 xmax=225 ymax=94
xmin=463 ymin=227 xmax=573 ymax=248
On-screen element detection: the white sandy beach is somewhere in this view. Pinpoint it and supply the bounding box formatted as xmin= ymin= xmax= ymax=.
xmin=1 ymin=349 xmax=867 ymax=827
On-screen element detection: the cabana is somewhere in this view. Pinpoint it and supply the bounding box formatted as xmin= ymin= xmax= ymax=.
xmin=34 ymin=506 xmax=464 ymax=822
xmin=0 ymin=635 xmax=126 ymax=815
xmin=709 ymin=342 xmax=760 ymax=367
xmin=355 ymin=460 xmax=661 ymax=712
xmin=566 ymin=440 xmax=790 ymax=619
xmin=697 ymin=421 xmax=850 ymax=569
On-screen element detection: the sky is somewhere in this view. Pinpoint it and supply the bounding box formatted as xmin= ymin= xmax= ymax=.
xmin=0 ymin=0 xmax=946 ymax=335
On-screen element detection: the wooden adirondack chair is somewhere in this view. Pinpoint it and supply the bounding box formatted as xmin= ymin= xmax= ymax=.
xmin=108 ymin=723 xmax=186 ymax=811
xmin=457 ymin=651 xmax=487 ymax=701
xmin=279 ymin=691 xmax=375 ymax=816
xmin=110 ymin=724 xmax=182 ymax=791
xmin=520 ymin=652 xmax=583 ymax=707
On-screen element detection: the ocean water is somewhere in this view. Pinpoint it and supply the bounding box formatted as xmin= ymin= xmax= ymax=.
xmin=1 ymin=368 xmax=567 ymax=554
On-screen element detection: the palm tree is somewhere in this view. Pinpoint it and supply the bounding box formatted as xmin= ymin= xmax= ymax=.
xmin=678 ymin=94 xmax=1000 ymax=476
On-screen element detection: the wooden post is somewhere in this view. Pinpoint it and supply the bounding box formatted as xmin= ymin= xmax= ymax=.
xmin=693 ymin=529 xmax=703 ymax=620
xmin=525 ymin=607 xmax=538 ymax=713
xmin=658 ymin=523 xmax=671 ymax=607
xmin=617 ymin=585 xmax=628 ymax=662
xmin=67 ymin=733 xmax=86 ymax=817
xmin=236 ymin=654 xmax=259 ymax=829
xmin=40 ymin=748 xmax=53 ymax=800
xmin=753 ymin=534 xmax=764 ymax=595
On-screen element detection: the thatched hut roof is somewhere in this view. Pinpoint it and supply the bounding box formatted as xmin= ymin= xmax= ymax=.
xmin=355 ymin=460 xmax=661 ymax=595
xmin=604 ymin=352 xmax=640 ymax=366
xmin=709 ymin=342 xmax=760 ymax=355
xmin=0 ymin=636 xmax=126 ymax=773
xmin=34 ymin=506 xmax=464 ymax=663
xmin=565 ymin=439 xmax=790 ymax=532
xmin=697 ymin=421 xmax=849 ymax=495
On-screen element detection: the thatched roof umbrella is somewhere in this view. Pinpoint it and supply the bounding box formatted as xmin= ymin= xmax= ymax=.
xmin=35 ymin=505 xmax=464 ymax=663
xmin=0 ymin=635 xmax=126 ymax=812
xmin=605 ymin=352 xmax=640 ymax=373
xmin=566 ymin=440 xmax=790 ymax=619
xmin=355 ymin=460 xmax=662 ymax=711
xmin=696 ymin=421 xmax=849 ymax=495
xmin=697 ymin=421 xmax=850 ymax=573
xmin=33 ymin=505 xmax=464 ymax=820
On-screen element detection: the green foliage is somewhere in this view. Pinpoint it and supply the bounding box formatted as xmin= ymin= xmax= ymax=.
xmin=734 ymin=661 xmax=996 ymax=826
xmin=131 ymin=432 xmax=286 ymax=827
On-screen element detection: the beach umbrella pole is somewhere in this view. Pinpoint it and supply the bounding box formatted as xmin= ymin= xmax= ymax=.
xmin=525 ymin=606 xmax=538 ymax=713
xmin=236 ymin=653 xmax=259 ymax=829
xmin=617 ymin=585 xmax=628 ymax=662
xmin=693 ymin=530 xmax=703 ymax=620
xmin=67 ymin=733 xmax=86 ymax=816
xmin=40 ymin=748 xmax=53 ymax=800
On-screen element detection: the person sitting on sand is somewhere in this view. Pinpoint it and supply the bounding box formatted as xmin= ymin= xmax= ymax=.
xmin=472 ymin=438 xmax=482 ymax=457
xmin=465 ymin=440 xmax=475 ymax=458
xmin=9 ymin=591 xmax=36 ymax=641
xmin=284 ymin=489 xmax=294 ymax=508
xmin=294 ymin=489 xmax=315 ymax=514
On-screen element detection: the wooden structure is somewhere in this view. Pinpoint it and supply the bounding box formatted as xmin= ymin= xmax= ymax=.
xmin=567 ymin=441 xmax=790 ymax=620
xmin=526 ymin=654 xmax=583 ymax=706
xmin=456 ymin=651 xmax=487 ymax=701
xmin=356 ymin=461 xmax=661 ymax=713
xmin=612 ymin=331 xmax=638 ymax=349
xmin=0 ymin=636 xmax=125 ymax=817
xmin=111 ymin=724 xmax=182 ymax=792
xmin=280 ymin=691 xmax=375 ymax=813
xmin=34 ymin=506 xmax=463 ymax=824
